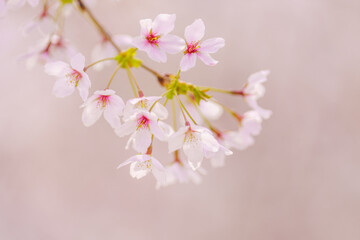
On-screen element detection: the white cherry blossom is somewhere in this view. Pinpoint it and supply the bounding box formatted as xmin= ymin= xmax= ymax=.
xmin=180 ymin=19 xmax=225 ymax=72
xmin=123 ymin=96 xmax=168 ymax=121
xmin=115 ymin=110 xmax=167 ymax=153
xmin=22 ymin=6 xmax=56 ymax=36
xmin=133 ymin=14 xmax=185 ymax=63
xmin=81 ymin=89 xmax=125 ymax=128
xmin=241 ymin=71 xmax=272 ymax=119
xmin=44 ymin=53 xmax=91 ymax=101
xmin=168 ymin=125 xmax=232 ymax=170
xmin=118 ymin=154 xmax=166 ymax=183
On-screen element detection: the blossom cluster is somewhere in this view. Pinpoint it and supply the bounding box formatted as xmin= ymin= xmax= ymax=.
xmin=2 ymin=0 xmax=272 ymax=188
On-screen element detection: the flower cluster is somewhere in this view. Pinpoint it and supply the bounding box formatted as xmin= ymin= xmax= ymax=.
xmin=3 ymin=0 xmax=272 ymax=188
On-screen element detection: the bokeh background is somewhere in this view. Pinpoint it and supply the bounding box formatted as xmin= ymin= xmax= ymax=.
xmin=1 ymin=0 xmax=360 ymax=239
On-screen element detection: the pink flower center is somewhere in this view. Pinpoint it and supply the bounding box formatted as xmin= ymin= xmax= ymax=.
xmin=97 ymin=95 xmax=110 ymax=108
xmin=67 ymin=69 xmax=82 ymax=87
xmin=146 ymin=29 xmax=160 ymax=45
xmin=137 ymin=115 xmax=150 ymax=129
xmin=184 ymin=42 xmax=200 ymax=54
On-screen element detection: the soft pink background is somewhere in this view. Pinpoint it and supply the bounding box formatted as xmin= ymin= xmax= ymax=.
xmin=1 ymin=0 xmax=360 ymax=239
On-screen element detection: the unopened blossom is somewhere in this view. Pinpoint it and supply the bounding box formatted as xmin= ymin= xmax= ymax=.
xmin=91 ymin=34 xmax=132 ymax=71
xmin=180 ymin=19 xmax=225 ymax=72
xmin=133 ymin=14 xmax=185 ymax=63
xmin=123 ymin=96 xmax=168 ymax=121
xmin=81 ymin=89 xmax=125 ymax=128
xmin=168 ymin=125 xmax=232 ymax=170
xmin=44 ymin=53 xmax=91 ymax=101
xmin=156 ymin=160 xmax=206 ymax=189
xmin=240 ymin=70 xmax=272 ymax=119
xmin=118 ymin=154 xmax=166 ymax=183
xmin=115 ymin=110 xmax=167 ymax=153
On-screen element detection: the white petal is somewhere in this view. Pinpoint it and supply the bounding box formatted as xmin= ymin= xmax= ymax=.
xmin=246 ymin=97 xmax=272 ymax=119
xmin=70 ymin=53 xmax=85 ymax=71
xmin=199 ymin=100 xmax=223 ymax=120
xmin=115 ymin=119 xmax=137 ymax=137
xmin=130 ymin=162 xmax=149 ymax=179
xmin=139 ymin=18 xmax=152 ymax=36
xmin=201 ymin=131 xmax=220 ymax=153
xmin=81 ymin=101 xmax=103 ymax=127
xmin=77 ymin=73 xmax=91 ymax=101
xmin=133 ymin=129 xmax=152 ymax=153
xmin=200 ymin=38 xmax=225 ymax=53
xmin=158 ymin=121 xmax=174 ymax=138
xmin=44 ymin=61 xmax=70 ymax=76
xmin=52 ymin=77 xmax=75 ymax=98
xmin=152 ymin=102 xmax=168 ymax=120
xmin=180 ymin=54 xmax=197 ymax=72
xmin=132 ymin=37 xmax=148 ymax=51
xmin=185 ymin=19 xmax=205 ymax=43
xmin=147 ymin=45 xmax=167 ymax=63
xmin=117 ymin=155 xmax=139 ymax=168
xmin=197 ymin=52 xmax=218 ymax=66
xmin=104 ymin=107 xmax=121 ymax=129
xmin=248 ymin=70 xmax=270 ymax=85
xmin=168 ymin=126 xmax=188 ymax=153
xmin=149 ymin=121 xmax=165 ymax=141
xmin=183 ymin=138 xmax=204 ymax=170
xmin=109 ymin=95 xmax=125 ymax=115
xmin=151 ymin=156 xmax=166 ymax=171
xmin=158 ymin=34 xmax=185 ymax=54
xmin=152 ymin=14 xmax=176 ymax=35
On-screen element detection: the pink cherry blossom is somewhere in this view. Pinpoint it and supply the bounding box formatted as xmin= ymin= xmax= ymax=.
xmin=132 ymin=14 xmax=185 ymax=63
xmin=180 ymin=19 xmax=225 ymax=72
xmin=44 ymin=53 xmax=91 ymax=101
xmin=91 ymin=34 xmax=132 ymax=71
xmin=168 ymin=125 xmax=232 ymax=170
xmin=118 ymin=154 xmax=166 ymax=183
xmin=81 ymin=89 xmax=125 ymax=128
xmin=115 ymin=110 xmax=167 ymax=153
xmin=241 ymin=70 xmax=272 ymax=119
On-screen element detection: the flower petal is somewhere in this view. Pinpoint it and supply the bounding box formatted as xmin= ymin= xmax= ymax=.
xmin=44 ymin=61 xmax=70 ymax=76
xmin=246 ymin=97 xmax=272 ymax=119
xmin=180 ymin=54 xmax=197 ymax=72
xmin=248 ymin=70 xmax=270 ymax=85
xmin=168 ymin=126 xmax=189 ymax=153
xmin=200 ymin=38 xmax=225 ymax=53
xmin=130 ymin=162 xmax=149 ymax=179
xmin=77 ymin=73 xmax=91 ymax=101
xmin=115 ymin=119 xmax=137 ymax=137
xmin=147 ymin=45 xmax=167 ymax=63
xmin=52 ymin=77 xmax=75 ymax=98
xmin=183 ymin=138 xmax=204 ymax=170
xmin=104 ymin=107 xmax=121 ymax=129
xmin=81 ymin=101 xmax=103 ymax=127
xmin=70 ymin=53 xmax=85 ymax=72
xmin=197 ymin=52 xmax=218 ymax=66
xmin=149 ymin=121 xmax=165 ymax=141
xmin=133 ymin=128 xmax=152 ymax=153
xmin=152 ymin=14 xmax=176 ymax=35
xmin=152 ymin=102 xmax=168 ymax=120
xmin=139 ymin=18 xmax=152 ymax=36
xmin=158 ymin=34 xmax=185 ymax=54
xmin=185 ymin=19 xmax=205 ymax=43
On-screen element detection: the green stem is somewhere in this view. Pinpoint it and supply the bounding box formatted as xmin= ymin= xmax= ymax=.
xmin=106 ymin=64 xmax=122 ymax=89
xmin=84 ymin=57 xmax=116 ymax=71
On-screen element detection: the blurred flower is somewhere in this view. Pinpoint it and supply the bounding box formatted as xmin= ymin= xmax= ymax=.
xmin=182 ymin=98 xmax=223 ymax=125
xmin=118 ymin=154 xmax=166 ymax=183
xmin=180 ymin=19 xmax=225 ymax=71
xmin=241 ymin=71 xmax=272 ymax=119
xmin=123 ymin=96 xmax=168 ymax=121
xmin=44 ymin=53 xmax=91 ymax=101
xmin=81 ymin=89 xmax=125 ymax=128
xmin=133 ymin=14 xmax=185 ymax=63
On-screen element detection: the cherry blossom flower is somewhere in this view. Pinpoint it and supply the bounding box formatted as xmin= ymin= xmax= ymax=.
xmin=81 ymin=89 xmax=125 ymax=128
xmin=156 ymin=160 xmax=206 ymax=189
xmin=118 ymin=154 xmax=166 ymax=183
xmin=132 ymin=14 xmax=185 ymax=63
xmin=168 ymin=125 xmax=232 ymax=170
xmin=22 ymin=5 xmax=56 ymax=36
xmin=123 ymin=96 xmax=168 ymax=121
xmin=91 ymin=34 xmax=132 ymax=71
xmin=115 ymin=110 xmax=167 ymax=153
xmin=44 ymin=53 xmax=91 ymax=101
xmin=240 ymin=71 xmax=272 ymax=119
xmin=180 ymin=19 xmax=225 ymax=72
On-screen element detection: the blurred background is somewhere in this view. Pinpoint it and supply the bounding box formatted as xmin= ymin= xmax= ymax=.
xmin=1 ymin=0 xmax=360 ymax=239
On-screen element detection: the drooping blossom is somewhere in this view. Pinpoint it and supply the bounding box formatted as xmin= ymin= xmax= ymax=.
xmin=81 ymin=89 xmax=125 ymax=128
xmin=240 ymin=71 xmax=272 ymax=119
xmin=180 ymin=19 xmax=225 ymax=72
xmin=91 ymin=34 xmax=132 ymax=71
xmin=22 ymin=4 xmax=56 ymax=36
xmin=123 ymin=96 xmax=168 ymax=121
xmin=156 ymin=160 xmax=206 ymax=189
xmin=44 ymin=53 xmax=91 ymax=101
xmin=115 ymin=110 xmax=167 ymax=153
xmin=132 ymin=14 xmax=185 ymax=63
xmin=168 ymin=125 xmax=232 ymax=170
xmin=118 ymin=154 xmax=166 ymax=183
